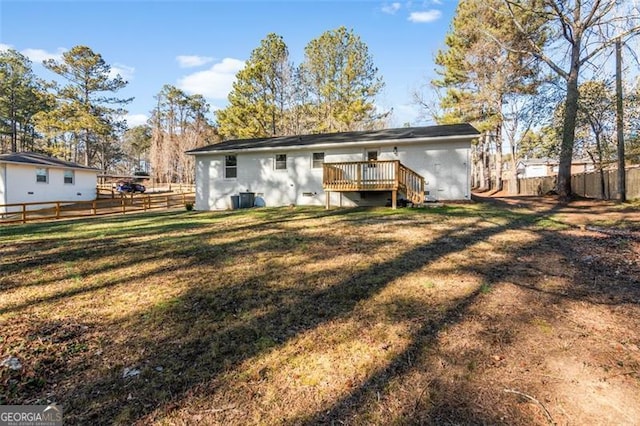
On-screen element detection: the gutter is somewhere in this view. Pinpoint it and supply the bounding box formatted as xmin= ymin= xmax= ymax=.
xmin=187 ymin=133 xmax=478 ymax=156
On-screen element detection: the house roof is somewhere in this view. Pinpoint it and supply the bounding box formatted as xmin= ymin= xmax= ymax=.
xmin=0 ymin=152 xmax=100 ymax=171
xmin=187 ymin=123 xmax=480 ymax=155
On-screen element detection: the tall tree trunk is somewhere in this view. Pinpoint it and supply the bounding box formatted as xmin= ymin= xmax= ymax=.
xmin=615 ymin=37 xmax=626 ymax=201
xmin=557 ymin=70 xmax=580 ymax=199
xmin=494 ymin=125 xmax=503 ymax=192
xmin=510 ymin=137 xmax=518 ymax=194
xmin=483 ymin=133 xmax=491 ymax=191
xmin=556 ymin=32 xmax=582 ymax=200
xmin=10 ymin=90 xmax=17 ymax=152
xmin=475 ymin=140 xmax=484 ymax=190
xmin=84 ymin=132 xmax=90 ymax=166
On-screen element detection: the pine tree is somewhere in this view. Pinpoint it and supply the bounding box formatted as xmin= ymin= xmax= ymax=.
xmin=0 ymin=49 xmax=49 ymax=153
xmin=216 ymin=33 xmax=293 ymax=139
xmin=37 ymin=45 xmax=131 ymax=166
xmin=299 ymin=26 xmax=385 ymax=133
xmin=431 ymin=0 xmax=544 ymax=191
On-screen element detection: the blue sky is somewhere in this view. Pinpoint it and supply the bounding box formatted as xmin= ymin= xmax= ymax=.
xmin=0 ymin=0 xmax=458 ymax=129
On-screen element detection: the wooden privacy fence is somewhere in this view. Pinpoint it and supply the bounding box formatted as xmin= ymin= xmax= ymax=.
xmin=505 ymin=166 xmax=640 ymax=199
xmin=0 ymin=192 xmax=195 ymax=224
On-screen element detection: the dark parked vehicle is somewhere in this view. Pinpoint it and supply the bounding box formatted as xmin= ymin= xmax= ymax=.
xmin=116 ymin=182 xmax=146 ymax=193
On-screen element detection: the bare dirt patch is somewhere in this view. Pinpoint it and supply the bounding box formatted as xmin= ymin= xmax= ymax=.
xmin=1 ymin=200 xmax=639 ymax=425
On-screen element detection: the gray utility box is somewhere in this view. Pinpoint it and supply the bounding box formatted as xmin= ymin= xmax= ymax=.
xmin=239 ymin=192 xmax=255 ymax=208
xmin=230 ymin=195 xmax=240 ymax=209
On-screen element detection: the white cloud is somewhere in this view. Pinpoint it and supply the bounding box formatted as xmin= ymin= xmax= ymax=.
xmin=125 ymin=114 xmax=149 ymax=127
xmin=381 ymin=2 xmax=401 ymax=14
xmin=21 ymin=47 xmax=66 ymax=62
xmin=177 ymin=58 xmax=245 ymax=99
xmin=176 ymin=55 xmax=215 ymax=68
xmin=431 ymin=0 xmax=443 ymax=5
xmin=109 ymin=63 xmax=135 ymax=81
xmin=408 ymin=9 xmax=442 ymax=23
xmin=0 ymin=43 xmax=13 ymax=52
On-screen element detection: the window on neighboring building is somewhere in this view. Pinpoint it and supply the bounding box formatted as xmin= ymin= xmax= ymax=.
xmin=312 ymin=152 xmax=324 ymax=168
xmin=64 ymin=170 xmax=74 ymax=184
xmin=275 ymin=154 xmax=287 ymax=170
xmin=225 ymin=155 xmax=237 ymax=178
xmin=36 ymin=168 xmax=48 ymax=183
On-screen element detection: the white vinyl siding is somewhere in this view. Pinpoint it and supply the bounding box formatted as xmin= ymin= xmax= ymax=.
xmin=193 ymin=139 xmax=472 ymax=210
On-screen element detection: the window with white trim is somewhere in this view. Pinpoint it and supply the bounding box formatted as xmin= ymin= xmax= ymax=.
xmin=312 ymin=152 xmax=324 ymax=169
xmin=275 ymin=154 xmax=287 ymax=170
xmin=64 ymin=170 xmax=74 ymax=184
xmin=225 ymin=155 xmax=237 ymax=178
xmin=36 ymin=168 xmax=48 ymax=183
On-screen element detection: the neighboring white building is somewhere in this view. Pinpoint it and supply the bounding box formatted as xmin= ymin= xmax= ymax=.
xmin=516 ymin=158 xmax=595 ymax=179
xmin=0 ymin=152 xmax=99 ymax=213
xmin=187 ymin=124 xmax=480 ymax=210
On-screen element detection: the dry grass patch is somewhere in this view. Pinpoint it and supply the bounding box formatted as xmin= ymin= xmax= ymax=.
xmin=1 ymin=201 xmax=639 ymax=425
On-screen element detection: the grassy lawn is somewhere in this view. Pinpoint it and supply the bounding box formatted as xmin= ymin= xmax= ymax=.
xmin=1 ymin=201 xmax=639 ymax=425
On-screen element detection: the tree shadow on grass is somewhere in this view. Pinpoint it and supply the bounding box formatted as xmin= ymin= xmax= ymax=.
xmin=294 ymin=205 xmax=640 ymax=425
xmin=2 ymin=203 xmax=572 ymax=424
xmin=45 ymin=206 xmax=554 ymax=424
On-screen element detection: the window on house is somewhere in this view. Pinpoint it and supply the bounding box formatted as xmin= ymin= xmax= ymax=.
xmin=225 ymin=155 xmax=237 ymax=178
xmin=275 ymin=154 xmax=287 ymax=170
xmin=36 ymin=168 xmax=48 ymax=183
xmin=366 ymin=150 xmax=378 ymax=168
xmin=64 ymin=170 xmax=74 ymax=184
xmin=312 ymin=152 xmax=324 ymax=168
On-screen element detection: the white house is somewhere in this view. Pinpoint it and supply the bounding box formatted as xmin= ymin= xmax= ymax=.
xmin=188 ymin=124 xmax=480 ymax=210
xmin=0 ymin=152 xmax=99 ymax=213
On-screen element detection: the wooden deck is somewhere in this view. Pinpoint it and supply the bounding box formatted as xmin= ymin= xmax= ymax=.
xmin=323 ymin=160 xmax=425 ymax=209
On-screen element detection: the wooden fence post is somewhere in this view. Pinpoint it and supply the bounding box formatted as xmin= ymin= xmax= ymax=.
xmin=121 ymin=197 xmax=126 ymax=214
xmin=92 ymin=200 xmax=97 ymax=216
xmin=55 ymin=202 xmax=61 ymax=219
xmin=22 ymin=204 xmax=26 ymax=224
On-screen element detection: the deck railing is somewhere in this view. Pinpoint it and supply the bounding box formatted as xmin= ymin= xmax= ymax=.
xmin=323 ymin=160 xmax=424 ymax=204
xmin=398 ymin=163 xmax=425 ymax=204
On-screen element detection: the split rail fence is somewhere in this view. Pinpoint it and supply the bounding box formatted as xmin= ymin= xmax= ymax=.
xmin=0 ymin=192 xmax=195 ymax=225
